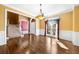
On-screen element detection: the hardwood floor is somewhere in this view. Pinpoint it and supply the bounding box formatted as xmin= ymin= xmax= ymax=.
xmin=0 ymin=45 xmax=7 ymax=54
xmin=0 ymin=34 xmax=79 ymax=54
xmin=57 ymin=39 xmax=79 ymax=54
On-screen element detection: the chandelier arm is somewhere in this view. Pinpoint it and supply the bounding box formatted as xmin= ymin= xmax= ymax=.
xmin=35 ymin=4 xmax=45 ymax=20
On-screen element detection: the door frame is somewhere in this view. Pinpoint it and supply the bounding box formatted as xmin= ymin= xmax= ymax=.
xmin=5 ymin=9 xmax=17 ymax=40
xmin=5 ymin=9 xmax=31 ymax=40
xmin=5 ymin=9 xmax=19 ymax=40
xmin=45 ymin=18 xmax=60 ymax=39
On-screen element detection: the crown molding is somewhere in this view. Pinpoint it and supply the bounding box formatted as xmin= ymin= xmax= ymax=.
xmin=47 ymin=7 xmax=73 ymax=19
xmin=3 ymin=4 xmax=34 ymax=18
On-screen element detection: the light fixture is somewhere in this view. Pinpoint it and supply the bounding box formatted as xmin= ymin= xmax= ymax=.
xmin=35 ymin=4 xmax=45 ymax=20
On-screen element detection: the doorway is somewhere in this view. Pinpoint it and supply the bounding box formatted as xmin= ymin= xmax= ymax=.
xmin=7 ymin=11 xmax=20 ymax=39
xmin=5 ymin=9 xmax=31 ymax=53
xmin=5 ymin=10 xmax=30 ymax=39
xmin=46 ymin=19 xmax=59 ymax=39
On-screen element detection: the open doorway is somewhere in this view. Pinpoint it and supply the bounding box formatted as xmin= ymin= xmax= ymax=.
xmin=6 ymin=11 xmax=30 ymax=39
xmin=5 ymin=10 xmax=31 ymax=53
xmin=46 ymin=18 xmax=59 ymax=39
xmin=6 ymin=11 xmax=20 ymax=39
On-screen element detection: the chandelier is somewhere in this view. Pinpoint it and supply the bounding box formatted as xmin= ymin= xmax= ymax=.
xmin=35 ymin=4 xmax=45 ymax=20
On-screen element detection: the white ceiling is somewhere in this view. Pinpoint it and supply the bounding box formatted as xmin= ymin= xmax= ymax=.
xmin=4 ymin=4 xmax=75 ymax=17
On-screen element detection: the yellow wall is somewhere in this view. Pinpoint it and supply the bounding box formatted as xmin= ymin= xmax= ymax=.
xmin=0 ymin=4 xmax=78 ymax=32
xmin=0 ymin=5 xmax=5 ymax=31
xmin=38 ymin=11 xmax=73 ymax=31
xmin=59 ymin=11 xmax=73 ymax=31
xmin=39 ymin=20 xmax=45 ymax=29
xmin=0 ymin=4 xmax=32 ymax=31
xmin=74 ymin=6 xmax=79 ymax=32
xmin=46 ymin=6 xmax=79 ymax=32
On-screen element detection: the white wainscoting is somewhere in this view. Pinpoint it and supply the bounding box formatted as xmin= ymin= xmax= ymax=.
xmin=72 ymin=32 xmax=79 ymax=46
xmin=36 ymin=29 xmax=45 ymax=35
xmin=59 ymin=30 xmax=73 ymax=41
xmin=30 ymin=22 xmax=36 ymax=35
xmin=40 ymin=29 xmax=45 ymax=35
xmin=36 ymin=29 xmax=40 ymax=35
xmin=59 ymin=30 xmax=79 ymax=46
xmin=0 ymin=31 xmax=6 ymax=45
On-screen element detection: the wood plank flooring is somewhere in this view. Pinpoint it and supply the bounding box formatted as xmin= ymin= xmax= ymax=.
xmin=0 ymin=34 xmax=79 ymax=54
